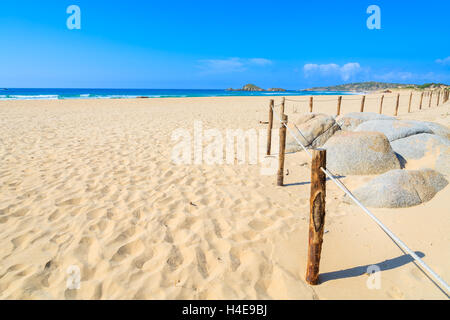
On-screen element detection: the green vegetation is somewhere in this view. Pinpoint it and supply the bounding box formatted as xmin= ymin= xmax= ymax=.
xmin=303 ymin=81 xmax=449 ymax=92
xmin=416 ymin=83 xmax=448 ymax=89
xmin=242 ymin=84 xmax=262 ymax=91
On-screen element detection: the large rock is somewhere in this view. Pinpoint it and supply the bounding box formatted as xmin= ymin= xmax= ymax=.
xmin=336 ymin=112 xmax=395 ymax=131
xmin=322 ymin=131 xmax=401 ymax=175
xmin=436 ymin=149 xmax=450 ymax=176
xmin=404 ymin=121 xmax=450 ymax=140
xmin=286 ymin=113 xmax=340 ymax=152
xmin=391 ymin=133 xmax=450 ymax=175
xmin=345 ymin=169 xmax=448 ymax=208
xmin=355 ymin=120 xmax=433 ymax=141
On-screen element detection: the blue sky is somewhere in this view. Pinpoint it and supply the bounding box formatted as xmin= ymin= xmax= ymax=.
xmin=0 ymin=0 xmax=449 ymax=89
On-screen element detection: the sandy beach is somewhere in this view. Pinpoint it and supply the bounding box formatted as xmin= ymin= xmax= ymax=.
xmin=0 ymin=94 xmax=449 ymax=300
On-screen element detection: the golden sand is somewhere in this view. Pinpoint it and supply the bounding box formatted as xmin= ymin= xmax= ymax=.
xmin=0 ymin=95 xmax=449 ymax=299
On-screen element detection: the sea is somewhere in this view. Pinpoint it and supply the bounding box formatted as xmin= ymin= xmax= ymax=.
xmin=0 ymin=88 xmax=357 ymax=100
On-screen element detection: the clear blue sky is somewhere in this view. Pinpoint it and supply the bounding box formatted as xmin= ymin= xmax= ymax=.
xmin=1 ymin=0 xmax=449 ymax=89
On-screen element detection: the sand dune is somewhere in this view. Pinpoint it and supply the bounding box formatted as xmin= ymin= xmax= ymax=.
xmin=0 ymin=95 xmax=449 ymax=299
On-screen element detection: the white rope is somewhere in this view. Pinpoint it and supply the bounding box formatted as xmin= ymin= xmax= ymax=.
xmin=270 ymin=100 xmax=450 ymax=296
xmin=271 ymin=104 xmax=312 ymax=157
xmin=320 ymin=167 xmax=450 ymax=295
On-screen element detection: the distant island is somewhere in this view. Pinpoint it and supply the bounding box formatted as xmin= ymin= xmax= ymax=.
xmin=227 ymin=84 xmax=286 ymax=92
xmin=302 ymin=81 xmax=449 ymax=92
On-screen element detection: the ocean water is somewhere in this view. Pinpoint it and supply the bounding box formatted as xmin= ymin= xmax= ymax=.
xmin=0 ymin=88 xmax=357 ymax=100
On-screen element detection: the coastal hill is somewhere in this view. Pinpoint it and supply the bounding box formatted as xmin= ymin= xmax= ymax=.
xmin=302 ymin=81 xmax=449 ymax=92
xmin=226 ymin=82 xmax=449 ymax=93
xmin=227 ymin=84 xmax=286 ymax=92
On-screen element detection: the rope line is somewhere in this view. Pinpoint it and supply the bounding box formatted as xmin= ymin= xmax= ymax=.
xmin=320 ymin=166 xmax=450 ymax=296
xmin=269 ymin=101 xmax=450 ymax=296
xmin=283 ymin=94 xmax=417 ymax=104
xmin=270 ymin=104 xmax=311 ymax=156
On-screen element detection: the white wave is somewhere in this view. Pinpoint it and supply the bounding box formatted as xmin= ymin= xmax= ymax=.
xmin=7 ymin=95 xmax=59 ymax=100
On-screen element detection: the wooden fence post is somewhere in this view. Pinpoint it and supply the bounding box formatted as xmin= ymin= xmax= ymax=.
xmin=419 ymin=92 xmax=424 ymax=110
xmin=277 ymin=114 xmax=288 ymax=186
xmin=379 ymin=95 xmax=384 ymax=114
xmin=336 ymin=96 xmax=342 ymax=116
xmin=408 ymin=91 xmax=413 ymax=113
xmin=280 ymin=97 xmax=285 ymax=117
xmin=429 ymin=91 xmax=433 ymax=108
xmin=360 ymin=95 xmax=366 ymax=112
xmin=305 ymin=148 xmax=327 ymax=285
xmin=394 ymin=93 xmax=400 ymax=116
xmin=266 ymin=99 xmax=274 ymax=155
xmin=309 ymin=96 xmax=314 ymax=113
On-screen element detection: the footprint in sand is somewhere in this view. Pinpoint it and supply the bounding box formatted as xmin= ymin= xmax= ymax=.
xmin=75 ymin=236 xmax=101 ymax=265
xmin=387 ymin=286 xmax=405 ymax=299
xmin=11 ymin=207 xmax=30 ymax=217
xmin=56 ymin=198 xmax=83 ymax=206
xmin=248 ymin=218 xmax=273 ymax=231
xmin=89 ymin=218 xmax=114 ymax=234
xmin=112 ymin=239 xmax=145 ymax=263
xmin=11 ymin=233 xmax=33 ymax=249
xmin=106 ymin=208 xmax=123 ymax=221
xmin=229 ymin=247 xmax=241 ymax=272
xmin=48 ymin=209 xmax=63 ymax=222
xmin=109 ymin=226 xmax=136 ymax=245
xmin=86 ymin=208 xmax=106 ymax=220
xmin=166 ymin=246 xmax=184 ymax=271
xmin=133 ymin=250 xmax=155 ymax=269
xmin=242 ymin=230 xmax=258 ymax=240
xmin=195 ymin=247 xmax=209 ymax=279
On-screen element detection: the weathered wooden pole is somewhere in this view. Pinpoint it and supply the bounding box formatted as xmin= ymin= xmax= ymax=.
xmin=379 ymin=95 xmax=384 ymax=114
xmin=280 ymin=97 xmax=285 ymax=116
xmin=336 ymin=96 xmax=342 ymax=116
xmin=266 ymin=99 xmax=274 ymax=155
xmin=305 ymin=148 xmax=327 ymax=285
xmin=394 ymin=93 xmax=400 ymax=116
xmin=408 ymin=91 xmax=413 ymax=113
xmin=277 ymin=114 xmax=288 ymax=186
xmin=429 ymin=91 xmax=433 ymax=108
xmin=360 ymin=95 xmax=366 ymax=112
xmin=309 ymin=96 xmax=314 ymax=113
xmin=419 ymin=92 xmax=424 ymax=109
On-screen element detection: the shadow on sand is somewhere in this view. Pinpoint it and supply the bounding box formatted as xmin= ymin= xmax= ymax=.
xmin=319 ymin=251 xmax=425 ymax=283
xmin=284 ymin=175 xmax=346 ymax=187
